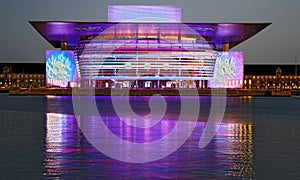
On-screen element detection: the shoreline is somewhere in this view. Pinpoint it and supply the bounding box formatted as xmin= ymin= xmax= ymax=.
xmin=6 ymin=88 xmax=296 ymax=97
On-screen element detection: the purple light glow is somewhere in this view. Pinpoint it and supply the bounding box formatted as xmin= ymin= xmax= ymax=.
xmin=30 ymin=21 xmax=271 ymax=50
xmin=43 ymin=110 xmax=254 ymax=178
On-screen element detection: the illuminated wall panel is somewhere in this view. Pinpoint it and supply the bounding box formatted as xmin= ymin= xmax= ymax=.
xmin=108 ymin=5 xmax=181 ymax=22
xmin=209 ymin=52 xmax=244 ymax=88
xmin=46 ymin=50 xmax=77 ymax=87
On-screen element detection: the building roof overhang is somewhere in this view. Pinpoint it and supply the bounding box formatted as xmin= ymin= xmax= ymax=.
xmin=29 ymin=21 xmax=271 ymax=50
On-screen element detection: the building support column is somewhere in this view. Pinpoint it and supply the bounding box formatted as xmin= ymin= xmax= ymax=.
xmin=61 ymin=41 xmax=68 ymax=50
xmin=178 ymin=27 xmax=181 ymax=43
xmin=222 ymin=42 xmax=229 ymax=52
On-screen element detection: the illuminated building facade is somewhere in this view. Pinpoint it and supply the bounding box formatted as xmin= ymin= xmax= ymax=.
xmin=30 ymin=5 xmax=270 ymax=89
xmin=244 ymin=66 xmax=300 ymax=90
xmin=0 ymin=64 xmax=45 ymax=88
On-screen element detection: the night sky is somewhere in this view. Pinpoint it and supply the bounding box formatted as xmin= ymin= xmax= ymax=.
xmin=1 ymin=0 xmax=299 ymax=64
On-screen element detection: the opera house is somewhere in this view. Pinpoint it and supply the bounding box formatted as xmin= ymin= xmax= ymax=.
xmin=30 ymin=5 xmax=270 ymax=89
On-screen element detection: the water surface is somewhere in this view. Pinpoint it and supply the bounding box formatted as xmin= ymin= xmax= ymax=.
xmin=0 ymin=95 xmax=300 ymax=179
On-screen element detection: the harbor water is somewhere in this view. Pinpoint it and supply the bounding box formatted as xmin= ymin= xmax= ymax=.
xmin=0 ymin=95 xmax=300 ymax=179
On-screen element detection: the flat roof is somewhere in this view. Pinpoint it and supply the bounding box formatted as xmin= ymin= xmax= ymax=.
xmin=29 ymin=21 xmax=271 ymax=50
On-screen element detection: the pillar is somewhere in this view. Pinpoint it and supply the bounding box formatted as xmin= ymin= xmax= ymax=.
xmin=61 ymin=41 xmax=68 ymax=50
xmin=222 ymin=42 xmax=229 ymax=51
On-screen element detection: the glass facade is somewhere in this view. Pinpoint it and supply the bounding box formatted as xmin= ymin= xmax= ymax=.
xmin=76 ymin=23 xmax=218 ymax=88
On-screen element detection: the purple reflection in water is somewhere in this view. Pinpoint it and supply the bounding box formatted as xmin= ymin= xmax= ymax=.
xmin=44 ymin=96 xmax=254 ymax=179
xmin=97 ymin=96 xmax=180 ymax=143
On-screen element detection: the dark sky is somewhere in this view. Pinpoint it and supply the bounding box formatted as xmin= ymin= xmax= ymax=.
xmin=1 ymin=0 xmax=299 ymax=64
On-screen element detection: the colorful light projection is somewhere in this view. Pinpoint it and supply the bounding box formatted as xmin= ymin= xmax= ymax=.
xmin=46 ymin=50 xmax=76 ymax=87
xmin=209 ymin=52 xmax=244 ymax=88
xmin=108 ymin=5 xmax=182 ymax=22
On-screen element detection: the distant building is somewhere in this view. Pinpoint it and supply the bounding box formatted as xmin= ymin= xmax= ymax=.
xmin=0 ymin=63 xmax=46 ymax=88
xmin=244 ymin=65 xmax=300 ymax=90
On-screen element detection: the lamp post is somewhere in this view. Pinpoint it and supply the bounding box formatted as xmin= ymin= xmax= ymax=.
xmin=295 ymin=57 xmax=298 ymax=77
xmin=249 ymin=79 xmax=252 ymax=90
xmin=295 ymin=57 xmax=298 ymax=89
xmin=3 ymin=66 xmax=9 ymax=88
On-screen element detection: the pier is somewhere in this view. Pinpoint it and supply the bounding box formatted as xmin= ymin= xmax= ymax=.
xmin=7 ymin=88 xmax=297 ymax=97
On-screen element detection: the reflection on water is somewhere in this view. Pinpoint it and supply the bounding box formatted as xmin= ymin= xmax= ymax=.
xmin=2 ymin=96 xmax=300 ymax=178
xmin=44 ymin=112 xmax=254 ymax=179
